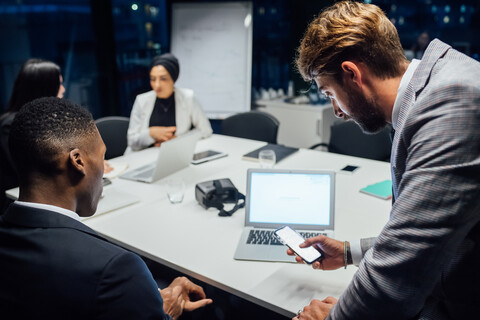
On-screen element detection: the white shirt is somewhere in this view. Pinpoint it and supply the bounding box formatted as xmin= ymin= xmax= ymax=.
xmin=14 ymin=200 xmax=82 ymax=222
xmin=350 ymin=59 xmax=421 ymax=266
xmin=391 ymin=59 xmax=420 ymax=130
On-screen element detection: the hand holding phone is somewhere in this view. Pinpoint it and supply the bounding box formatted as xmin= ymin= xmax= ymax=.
xmin=274 ymin=226 xmax=322 ymax=264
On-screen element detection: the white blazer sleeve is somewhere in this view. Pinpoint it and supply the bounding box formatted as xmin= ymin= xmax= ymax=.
xmin=127 ymin=93 xmax=155 ymax=151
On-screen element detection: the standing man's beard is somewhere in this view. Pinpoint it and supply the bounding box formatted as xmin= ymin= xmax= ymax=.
xmin=344 ymin=86 xmax=388 ymax=134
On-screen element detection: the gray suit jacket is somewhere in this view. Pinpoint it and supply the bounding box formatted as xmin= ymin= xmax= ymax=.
xmin=330 ymin=40 xmax=480 ymax=319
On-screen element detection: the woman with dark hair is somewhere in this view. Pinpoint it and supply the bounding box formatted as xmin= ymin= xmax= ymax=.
xmin=3 ymin=59 xmax=65 ymax=116
xmin=126 ymin=53 xmax=212 ymax=152
xmin=1 ymin=58 xmax=65 ymax=210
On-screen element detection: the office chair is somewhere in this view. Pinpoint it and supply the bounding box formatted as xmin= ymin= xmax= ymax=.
xmin=95 ymin=116 xmax=130 ymax=159
xmin=221 ymin=110 xmax=279 ymax=144
xmin=310 ymin=121 xmax=392 ymax=162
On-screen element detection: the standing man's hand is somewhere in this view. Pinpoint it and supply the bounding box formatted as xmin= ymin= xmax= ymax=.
xmin=160 ymin=276 xmax=213 ymax=319
xmin=293 ymin=296 xmax=338 ymax=320
xmin=287 ymin=235 xmax=345 ymax=270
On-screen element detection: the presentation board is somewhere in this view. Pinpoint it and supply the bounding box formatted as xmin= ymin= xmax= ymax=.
xmin=171 ymin=2 xmax=253 ymax=118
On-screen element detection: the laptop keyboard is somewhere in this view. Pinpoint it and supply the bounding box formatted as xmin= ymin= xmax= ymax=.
xmin=246 ymin=229 xmax=326 ymax=246
xmin=131 ymin=164 xmax=155 ymax=179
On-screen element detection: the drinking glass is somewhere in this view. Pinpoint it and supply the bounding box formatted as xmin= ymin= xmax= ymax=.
xmin=258 ymin=149 xmax=276 ymax=168
xmin=166 ymin=178 xmax=185 ymax=204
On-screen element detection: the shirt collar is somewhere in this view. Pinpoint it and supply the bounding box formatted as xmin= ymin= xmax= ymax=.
xmin=392 ymin=59 xmax=420 ymax=130
xmin=14 ymin=201 xmax=82 ymax=222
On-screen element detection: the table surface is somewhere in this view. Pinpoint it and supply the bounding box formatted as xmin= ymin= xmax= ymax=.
xmin=21 ymin=134 xmax=393 ymax=317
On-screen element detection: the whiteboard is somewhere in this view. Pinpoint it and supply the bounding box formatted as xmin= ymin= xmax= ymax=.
xmin=171 ymin=2 xmax=252 ymax=118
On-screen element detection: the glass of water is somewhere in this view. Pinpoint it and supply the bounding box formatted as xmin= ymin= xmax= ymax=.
xmin=258 ymin=149 xmax=276 ymax=168
xmin=166 ymin=178 xmax=185 ymax=204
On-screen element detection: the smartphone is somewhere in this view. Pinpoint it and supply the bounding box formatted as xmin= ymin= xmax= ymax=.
xmin=191 ymin=150 xmax=227 ymax=165
xmin=102 ymin=177 xmax=112 ymax=186
xmin=274 ymin=226 xmax=322 ymax=264
xmin=340 ymin=165 xmax=359 ymax=174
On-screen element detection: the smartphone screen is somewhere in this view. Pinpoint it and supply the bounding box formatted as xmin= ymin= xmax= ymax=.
xmin=192 ymin=150 xmax=228 ymax=165
xmin=193 ymin=150 xmax=221 ymax=161
xmin=274 ymin=226 xmax=322 ymax=264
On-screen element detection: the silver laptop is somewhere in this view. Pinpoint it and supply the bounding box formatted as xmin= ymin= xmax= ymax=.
xmin=234 ymin=168 xmax=335 ymax=263
xmin=120 ymin=130 xmax=201 ymax=183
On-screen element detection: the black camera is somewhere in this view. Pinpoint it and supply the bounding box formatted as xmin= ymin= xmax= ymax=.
xmin=195 ymin=178 xmax=245 ymax=216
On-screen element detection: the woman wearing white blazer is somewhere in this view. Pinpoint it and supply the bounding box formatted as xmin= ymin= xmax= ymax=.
xmin=126 ymin=53 xmax=212 ymax=152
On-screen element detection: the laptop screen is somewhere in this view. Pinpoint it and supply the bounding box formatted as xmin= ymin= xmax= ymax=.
xmin=245 ymin=169 xmax=335 ymax=229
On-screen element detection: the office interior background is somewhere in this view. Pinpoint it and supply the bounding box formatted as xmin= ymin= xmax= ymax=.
xmin=1 ymin=2 xmax=479 ymax=319
xmin=1 ymin=0 xmax=479 ymax=120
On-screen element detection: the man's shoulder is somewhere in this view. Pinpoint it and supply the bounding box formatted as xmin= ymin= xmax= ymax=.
xmin=413 ymin=41 xmax=480 ymax=104
xmin=419 ymin=59 xmax=480 ymax=104
xmin=0 ymin=210 xmax=156 ymax=319
xmin=433 ymin=55 xmax=480 ymax=83
xmin=2 ymin=204 xmax=132 ymax=265
xmin=56 ymin=223 xmax=134 ymax=262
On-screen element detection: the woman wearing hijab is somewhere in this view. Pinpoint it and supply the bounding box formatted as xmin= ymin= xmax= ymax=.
xmin=126 ymin=53 xmax=212 ymax=152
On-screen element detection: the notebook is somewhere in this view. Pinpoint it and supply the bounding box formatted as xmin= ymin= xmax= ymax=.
xmin=120 ymin=130 xmax=201 ymax=183
xmin=360 ymin=179 xmax=392 ymax=200
xmin=242 ymin=143 xmax=298 ymax=163
xmin=234 ymin=168 xmax=335 ymax=263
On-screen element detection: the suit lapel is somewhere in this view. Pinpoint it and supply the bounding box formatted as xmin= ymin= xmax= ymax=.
xmin=390 ymin=39 xmax=451 ymax=199
xmin=144 ymin=90 xmax=157 ymax=129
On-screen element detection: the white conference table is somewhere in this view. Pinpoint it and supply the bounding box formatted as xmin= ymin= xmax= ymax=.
xmin=76 ymin=134 xmax=392 ymax=317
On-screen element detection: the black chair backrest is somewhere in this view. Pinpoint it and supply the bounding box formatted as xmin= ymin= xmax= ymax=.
xmin=221 ymin=111 xmax=279 ymax=144
xmin=95 ymin=116 xmax=130 ymax=160
xmin=0 ymin=113 xmax=18 ymax=212
xmin=328 ymin=121 xmax=392 ymax=161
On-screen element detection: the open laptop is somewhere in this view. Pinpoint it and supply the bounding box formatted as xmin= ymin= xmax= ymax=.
xmin=234 ymin=168 xmax=335 ymax=263
xmin=120 ymin=130 xmax=201 ymax=183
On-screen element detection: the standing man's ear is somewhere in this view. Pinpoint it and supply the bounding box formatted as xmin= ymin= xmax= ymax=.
xmin=341 ymin=61 xmax=363 ymax=88
xmin=69 ymin=149 xmax=86 ymax=176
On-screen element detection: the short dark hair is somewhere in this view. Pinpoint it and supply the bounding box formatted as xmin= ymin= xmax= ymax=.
xmin=8 ymin=97 xmax=96 ymax=177
xmin=6 ymin=59 xmax=61 ymax=113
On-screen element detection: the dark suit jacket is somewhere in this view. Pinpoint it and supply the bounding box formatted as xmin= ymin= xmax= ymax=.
xmin=330 ymin=40 xmax=480 ymax=319
xmin=0 ymin=203 xmax=171 ymax=319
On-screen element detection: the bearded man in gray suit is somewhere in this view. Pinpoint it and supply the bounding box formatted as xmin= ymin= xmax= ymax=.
xmin=289 ymin=1 xmax=480 ymax=319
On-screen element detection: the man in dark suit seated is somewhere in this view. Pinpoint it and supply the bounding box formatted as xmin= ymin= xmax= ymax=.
xmin=0 ymin=97 xmax=212 ymax=319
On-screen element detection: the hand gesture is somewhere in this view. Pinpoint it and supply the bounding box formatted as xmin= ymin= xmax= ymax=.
xmin=149 ymin=126 xmax=176 ymax=144
xmin=160 ymin=277 xmax=212 ymax=319
xmin=287 ymin=235 xmax=344 ymax=270
xmin=103 ymin=160 xmax=113 ymax=174
xmin=159 ymin=285 xmax=184 ymax=320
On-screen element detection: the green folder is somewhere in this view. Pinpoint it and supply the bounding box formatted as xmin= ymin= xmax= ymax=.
xmin=360 ymin=179 xmax=392 ymax=200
